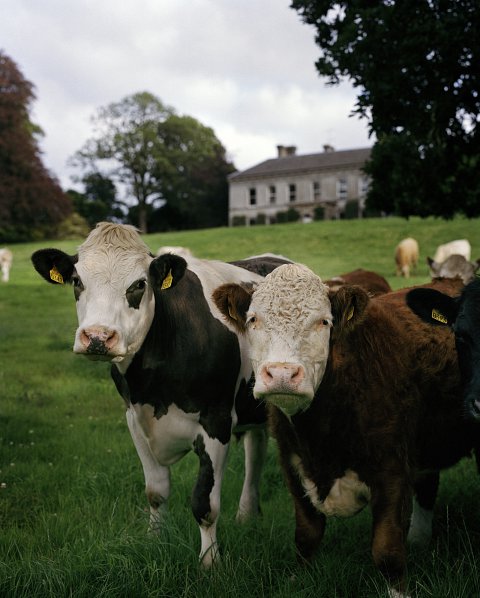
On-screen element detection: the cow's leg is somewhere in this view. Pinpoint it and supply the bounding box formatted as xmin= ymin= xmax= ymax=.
xmin=126 ymin=408 xmax=171 ymax=531
xmin=370 ymin=474 xmax=412 ymax=596
xmin=236 ymin=427 xmax=268 ymax=522
xmin=293 ymin=494 xmax=326 ymax=562
xmin=284 ymin=454 xmax=326 ymax=561
xmin=192 ymin=433 xmax=229 ymax=568
xmin=407 ymin=471 xmax=439 ymax=547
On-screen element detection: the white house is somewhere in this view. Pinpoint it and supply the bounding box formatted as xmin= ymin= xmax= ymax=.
xmin=228 ymin=145 xmax=372 ymax=226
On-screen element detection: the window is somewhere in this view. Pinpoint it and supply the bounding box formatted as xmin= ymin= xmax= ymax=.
xmin=249 ymin=187 xmax=257 ymax=205
xmin=337 ymin=177 xmax=347 ymax=199
xmin=359 ymin=177 xmax=369 ymax=197
xmin=289 ymin=183 xmax=296 ymax=202
xmin=313 ymin=181 xmax=321 ymax=201
xmin=269 ymin=185 xmax=276 ymax=204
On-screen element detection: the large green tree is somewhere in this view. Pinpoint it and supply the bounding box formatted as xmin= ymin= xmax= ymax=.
xmin=0 ymin=51 xmax=71 ymax=241
xmin=153 ymin=114 xmax=234 ymax=230
xmin=72 ymin=92 xmax=233 ymax=232
xmin=291 ymin=0 xmax=480 ymax=218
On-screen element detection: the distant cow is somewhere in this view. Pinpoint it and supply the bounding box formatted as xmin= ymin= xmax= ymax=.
xmin=213 ymin=264 xmax=473 ymax=596
xmin=427 ymin=254 xmax=480 ymax=284
xmin=0 ymin=248 xmax=12 ymax=282
xmin=394 ymin=237 xmax=419 ymax=278
xmin=407 ymin=278 xmax=480 ymax=422
xmin=31 ymin=222 xmax=289 ymax=567
xmin=156 ymin=245 xmax=193 ymax=259
xmin=324 ymin=268 xmax=391 ymax=296
xmin=433 ymin=239 xmax=471 ymax=263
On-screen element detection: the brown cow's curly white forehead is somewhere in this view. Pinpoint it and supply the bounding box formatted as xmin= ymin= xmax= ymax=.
xmin=251 ymin=263 xmax=330 ymax=322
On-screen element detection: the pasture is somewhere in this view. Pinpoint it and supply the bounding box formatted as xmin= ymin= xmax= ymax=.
xmin=1 ymin=216 xmax=479 ymax=597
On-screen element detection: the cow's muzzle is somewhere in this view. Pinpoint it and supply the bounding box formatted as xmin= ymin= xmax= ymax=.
xmin=254 ymin=362 xmax=313 ymax=416
xmin=78 ymin=326 xmax=119 ymax=357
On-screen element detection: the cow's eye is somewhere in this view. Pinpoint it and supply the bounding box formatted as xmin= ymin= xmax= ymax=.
xmin=126 ymin=279 xmax=147 ymax=309
xmin=246 ymin=315 xmax=257 ymax=326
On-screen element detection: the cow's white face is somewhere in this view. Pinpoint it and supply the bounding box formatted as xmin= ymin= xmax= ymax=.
xmin=72 ymin=241 xmax=155 ymax=363
xmin=245 ymin=264 xmax=332 ymax=417
xmin=31 ymin=223 xmax=158 ymax=367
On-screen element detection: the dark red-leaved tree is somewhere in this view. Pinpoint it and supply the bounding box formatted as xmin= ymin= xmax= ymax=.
xmin=0 ymin=50 xmax=71 ymax=241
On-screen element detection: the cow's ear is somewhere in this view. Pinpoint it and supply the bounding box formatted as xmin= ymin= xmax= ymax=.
xmin=31 ymin=249 xmax=77 ymax=284
xmin=406 ymin=288 xmax=459 ymax=326
xmin=329 ymin=285 xmax=370 ymax=336
xmin=149 ymin=254 xmax=187 ymax=291
xmin=212 ymin=283 xmax=253 ymax=333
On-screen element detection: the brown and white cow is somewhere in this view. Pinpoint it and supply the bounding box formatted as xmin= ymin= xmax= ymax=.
xmin=213 ymin=264 xmax=474 ymax=596
xmin=31 ymin=222 xmax=288 ymax=567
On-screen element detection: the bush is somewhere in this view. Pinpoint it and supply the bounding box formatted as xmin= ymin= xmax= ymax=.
xmin=344 ymin=200 xmax=359 ymax=219
xmin=231 ymin=215 xmax=246 ymax=226
xmin=314 ymin=206 xmax=325 ymax=220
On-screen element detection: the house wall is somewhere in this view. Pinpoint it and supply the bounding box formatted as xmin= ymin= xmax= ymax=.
xmin=229 ymin=167 xmax=369 ymax=226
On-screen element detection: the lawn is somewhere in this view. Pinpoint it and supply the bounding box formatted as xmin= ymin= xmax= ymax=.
xmin=0 ymin=216 xmax=479 ymax=597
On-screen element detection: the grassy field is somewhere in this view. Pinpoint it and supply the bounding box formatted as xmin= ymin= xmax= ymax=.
xmin=0 ymin=216 xmax=479 ymax=597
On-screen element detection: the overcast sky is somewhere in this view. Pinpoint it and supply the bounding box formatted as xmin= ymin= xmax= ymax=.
xmin=2 ymin=0 xmax=372 ymax=189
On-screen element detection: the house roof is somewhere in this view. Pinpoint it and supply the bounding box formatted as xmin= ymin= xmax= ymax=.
xmin=229 ymin=147 xmax=372 ymax=182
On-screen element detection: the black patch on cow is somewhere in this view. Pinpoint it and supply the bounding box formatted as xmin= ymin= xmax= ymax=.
xmin=230 ymin=256 xmax=291 ymax=277
xmin=192 ymin=434 xmax=215 ymax=524
xmin=111 ymin=268 xmax=240 ymax=443
xmin=126 ymin=279 xmax=147 ymax=309
xmin=235 ymin=376 xmax=267 ymax=428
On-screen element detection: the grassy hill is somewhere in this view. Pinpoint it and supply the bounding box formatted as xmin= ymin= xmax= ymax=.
xmin=0 ymin=216 xmax=479 ymax=597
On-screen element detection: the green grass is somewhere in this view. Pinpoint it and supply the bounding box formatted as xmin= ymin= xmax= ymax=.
xmin=1 ymin=216 xmax=479 ymax=597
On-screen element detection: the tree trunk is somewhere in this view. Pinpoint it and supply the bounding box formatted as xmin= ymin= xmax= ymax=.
xmin=138 ymin=201 xmax=148 ymax=234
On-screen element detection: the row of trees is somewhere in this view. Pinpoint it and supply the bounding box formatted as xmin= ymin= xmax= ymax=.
xmin=70 ymin=92 xmax=235 ymax=234
xmin=1 ymin=0 xmax=480 ymax=242
xmin=0 ymin=52 xmax=234 ymax=241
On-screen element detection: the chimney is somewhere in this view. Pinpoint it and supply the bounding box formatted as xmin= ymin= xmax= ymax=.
xmin=277 ymin=145 xmax=297 ymax=158
xmin=323 ymin=144 xmax=335 ymax=153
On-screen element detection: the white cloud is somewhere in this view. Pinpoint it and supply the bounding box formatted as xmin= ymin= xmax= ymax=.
xmin=1 ymin=0 xmax=371 ymax=189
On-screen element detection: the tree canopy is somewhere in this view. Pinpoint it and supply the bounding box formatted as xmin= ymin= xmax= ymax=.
xmin=72 ymin=92 xmax=234 ymax=232
xmin=291 ymin=0 xmax=480 ymax=218
xmin=0 ymin=51 xmax=71 ymax=242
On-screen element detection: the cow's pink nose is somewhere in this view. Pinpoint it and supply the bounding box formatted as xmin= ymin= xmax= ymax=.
xmin=260 ymin=362 xmax=305 ymax=390
xmin=80 ymin=326 xmax=119 ymax=351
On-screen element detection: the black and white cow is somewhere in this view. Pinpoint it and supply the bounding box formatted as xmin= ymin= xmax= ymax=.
xmin=407 ymin=277 xmax=480 ymax=421
xmin=31 ymin=222 xmax=287 ymax=566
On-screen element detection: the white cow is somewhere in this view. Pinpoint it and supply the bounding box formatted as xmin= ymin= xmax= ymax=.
xmin=433 ymin=239 xmax=471 ymax=263
xmin=32 ymin=222 xmax=289 ymax=566
xmin=0 ymin=248 xmax=12 ymax=282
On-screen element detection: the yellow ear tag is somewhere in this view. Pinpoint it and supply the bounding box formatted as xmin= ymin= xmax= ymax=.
xmin=49 ymin=266 xmax=64 ymax=284
xmin=347 ymin=306 xmax=354 ymax=321
xmin=228 ymin=304 xmax=238 ymax=321
xmin=432 ymin=308 xmax=448 ymax=324
xmin=161 ymin=269 xmax=173 ymax=290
